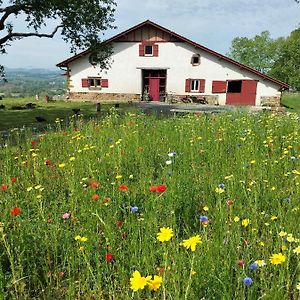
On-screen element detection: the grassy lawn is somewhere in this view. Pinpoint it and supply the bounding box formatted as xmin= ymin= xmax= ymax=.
xmin=281 ymin=92 xmax=300 ymax=112
xmin=0 ymin=98 xmax=131 ymax=131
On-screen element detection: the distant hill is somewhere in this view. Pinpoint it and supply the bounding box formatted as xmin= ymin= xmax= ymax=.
xmin=0 ymin=68 xmax=66 ymax=98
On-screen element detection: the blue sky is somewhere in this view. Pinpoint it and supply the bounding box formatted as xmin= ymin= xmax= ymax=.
xmin=1 ymin=0 xmax=300 ymax=69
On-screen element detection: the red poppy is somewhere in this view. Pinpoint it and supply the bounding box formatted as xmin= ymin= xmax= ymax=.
xmin=45 ymin=160 xmax=53 ymax=167
xmin=149 ymin=186 xmax=158 ymax=192
xmin=226 ymin=200 xmax=234 ymax=206
xmin=1 ymin=185 xmax=8 ymax=191
xmin=105 ymin=253 xmax=114 ymax=262
xmin=118 ymin=184 xmax=128 ymax=191
xmin=238 ymin=259 xmax=245 ymax=267
xmin=11 ymin=177 xmax=17 ymax=183
xmin=11 ymin=207 xmax=21 ymax=216
xmin=91 ymin=194 xmax=100 ymax=201
xmin=156 ymin=184 xmax=167 ymax=193
xmin=59 ymin=272 xmax=65 ymax=279
xmin=89 ymin=181 xmax=100 ymax=189
xmin=31 ymin=140 xmax=38 ymax=146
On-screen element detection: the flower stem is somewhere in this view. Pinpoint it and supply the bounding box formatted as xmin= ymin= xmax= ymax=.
xmin=184 ymin=253 xmax=195 ymax=300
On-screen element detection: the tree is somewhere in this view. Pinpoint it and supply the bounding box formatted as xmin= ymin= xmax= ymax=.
xmin=227 ymin=31 xmax=283 ymax=74
xmin=0 ymin=0 xmax=116 ymax=78
xmin=270 ymin=28 xmax=300 ymax=91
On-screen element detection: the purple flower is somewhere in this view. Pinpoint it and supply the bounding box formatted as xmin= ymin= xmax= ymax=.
xmin=62 ymin=213 xmax=71 ymax=220
xmin=199 ymin=215 xmax=209 ymax=222
xmin=249 ymin=262 xmax=259 ymax=270
xmin=131 ymin=206 xmax=139 ymax=213
xmin=243 ymin=277 xmax=253 ymax=285
xmin=218 ymin=183 xmax=225 ymax=189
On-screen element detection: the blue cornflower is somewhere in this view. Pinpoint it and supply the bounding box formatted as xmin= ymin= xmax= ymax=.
xmin=131 ymin=206 xmax=139 ymax=213
xmin=243 ymin=277 xmax=253 ymax=285
xmin=236 ymin=143 xmax=241 ymax=147
xmin=218 ymin=183 xmax=225 ymax=189
xmin=249 ymin=262 xmax=259 ymax=270
xmin=199 ymin=215 xmax=209 ymax=222
xmin=244 ymin=164 xmax=250 ymax=169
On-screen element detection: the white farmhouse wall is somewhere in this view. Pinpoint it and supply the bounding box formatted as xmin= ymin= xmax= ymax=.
xmin=69 ymin=42 xmax=281 ymax=105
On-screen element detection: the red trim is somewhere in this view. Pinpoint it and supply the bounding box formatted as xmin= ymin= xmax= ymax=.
xmin=153 ymin=44 xmax=159 ymax=57
xmin=139 ymin=44 xmax=144 ymax=56
xmin=199 ymin=79 xmax=205 ymax=93
xmin=57 ymin=20 xmax=289 ymax=89
xmin=81 ymin=78 xmax=89 ymax=88
xmin=101 ymin=79 xmax=109 ymax=88
xmin=212 ymin=81 xmax=227 ymax=93
xmin=185 ymin=79 xmax=191 ymax=92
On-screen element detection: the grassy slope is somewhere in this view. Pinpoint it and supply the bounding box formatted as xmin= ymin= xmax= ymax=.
xmin=281 ymin=93 xmax=300 ymax=112
xmin=0 ymin=98 xmax=129 ymax=131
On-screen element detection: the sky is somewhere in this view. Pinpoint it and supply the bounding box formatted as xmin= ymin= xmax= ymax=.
xmin=1 ymin=0 xmax=300 ymax=70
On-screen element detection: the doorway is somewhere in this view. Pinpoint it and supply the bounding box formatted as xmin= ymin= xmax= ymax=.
xmin=142 ymin=69 xmax=167 ymax=101
xmin=226 ymin=80 xmax=258 ymax=105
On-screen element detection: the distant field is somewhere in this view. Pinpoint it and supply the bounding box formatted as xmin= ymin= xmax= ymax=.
xmin=281 ymin=93 xmax=300 ymax=112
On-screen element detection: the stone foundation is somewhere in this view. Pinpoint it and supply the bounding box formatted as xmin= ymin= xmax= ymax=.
xmin=205 ymin=95 xmax=219 ymax=105
xmin=68 ymin=92 xmax=141 ymax=102
xmin=260 ymin=96 xmax=281 ymax=107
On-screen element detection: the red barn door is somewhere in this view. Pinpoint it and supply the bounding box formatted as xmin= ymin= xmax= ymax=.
xmin=226 ymin=80 xmax=257 ymax=105
xmin=149 ymin=78 xmax=160 ymax=101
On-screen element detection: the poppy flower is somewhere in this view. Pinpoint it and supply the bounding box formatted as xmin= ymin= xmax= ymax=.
xmin=156 ymin=185 xmax=167 ymax=193
xmin=118 ymin=184 xmax=128 ymax=191
xmin=31 ymin=140 xmax=38 ymax=146
xmin=89 ymin=181 xmax=100 ymax=189
xmin=116 ymin=220 xmax=124 ymax=228
xmin=91 ymin=194 xmax=100 ymax=201
xmin=149 ymin=186 xmax=157 ymax=192
xmin=11 ymin=207 xmax=21 ymax=216
xmin=11 ymin=177 xmax=17 ymax=183
xmin=105 ymin=252 xmax=114 ymax=262
xmin=226 ymin=200 xmax=234 ymax=206
xmin=45 ymin=160 xmax=53 ymax=167
xmin=1 ymin=185 xmax=8 ymax=191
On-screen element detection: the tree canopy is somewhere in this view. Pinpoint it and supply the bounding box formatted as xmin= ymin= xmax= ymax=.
xmin=227 ymin=29 xmax=300 ymax=91
xmin=0 ymin=0 xmax=116 ymax=78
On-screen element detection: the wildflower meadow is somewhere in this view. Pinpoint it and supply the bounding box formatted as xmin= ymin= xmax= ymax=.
xmin=0 ymin=110 xmax=300 ymax=299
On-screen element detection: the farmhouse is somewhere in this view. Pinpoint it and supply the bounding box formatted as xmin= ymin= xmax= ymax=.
xmin=57 ymin=20 xmax=289 ymax=106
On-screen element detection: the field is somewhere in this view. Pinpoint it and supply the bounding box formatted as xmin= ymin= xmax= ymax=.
xmin=0 ymin=110 xmax=300 ymax=299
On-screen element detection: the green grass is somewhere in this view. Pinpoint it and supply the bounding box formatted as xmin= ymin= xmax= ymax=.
xmin=0 ymin=111 xmax=299 ymax=299
xmin=281 ymin=93 xmax=300 ymax=112
xmin=0 ymin=98 xmax=131 ymax=131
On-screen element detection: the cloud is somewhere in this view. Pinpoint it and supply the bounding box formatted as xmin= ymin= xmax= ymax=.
xmin=1 ymin=0 xmax=300 ymax=68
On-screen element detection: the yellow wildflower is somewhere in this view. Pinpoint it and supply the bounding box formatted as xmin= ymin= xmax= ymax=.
xmin=241 ymin=219 xmax=250 ymax=227
xmin=203 ymin=205 xmax=209 ymax=211
xmin=215 ymin=187 xmax=225 ymax=194
xmin=69 ymin=157 xmax=76 ymax=161
xmin=58 ymin=163 xmax=65 ymax=168
xmin=293 ymin=246 xmax=300 ymax=255
xmin=130 ymin=271 xmax=151 ymax=292
xmin=115 ymin=175 xmax=123 ymax=179
xmin=255 ymin=260 xmax=266 ymax=267
xmin=157 ymin=227 xmax=174 ymax=242
xmin=234 ymin=216 xmax=240 ymax=222
xmin=279 ymin=231 xmax=287 ymax=237
xmin=287 ymin=234 xmax=295 ymax=242
xmin=148 ymin=275 xmax=163 ymax=291
xmin=182 ymin=235 xmax=202 ymax=252
xmin=269 ymin=253 xmax=286 ymax=265
xmin=296 ymin=282 xmax=300 ymax=290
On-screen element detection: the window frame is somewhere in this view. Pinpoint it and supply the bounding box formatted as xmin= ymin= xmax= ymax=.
xmin=88 ymin=77 xmax=102 ymax=89
xmin=191 ymin=54 xmax=201 ymax=66
xmin=144 ymin=45 xmax=153 ymax=56
xmin=190 ymin=79 xmax=200 ymax=92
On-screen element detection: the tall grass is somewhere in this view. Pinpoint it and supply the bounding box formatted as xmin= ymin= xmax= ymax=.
xmin=0 ymin=110 xmax=299 ymax=299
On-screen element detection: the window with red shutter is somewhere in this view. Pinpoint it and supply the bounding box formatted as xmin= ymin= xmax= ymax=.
xmin=212 ymin=81 xmax=227 ymax=93
xmin=139 ymin=44 xmax=145 ymax=56
xmin=199 ymin=79 xmax=205 ymax=93
xmin=101 ymin=79 xmax=109 ymax=88
xmin=81 ymin=79 xmax=89 ymax=88
xmin=185 ymin=79 xmax=191 ymax=92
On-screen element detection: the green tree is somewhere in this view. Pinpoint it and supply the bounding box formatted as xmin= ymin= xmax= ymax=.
xmin=269 ymin=28 xmax=300 ymax=91
xmin=0 ymin=0 xmax=116 ymax=78
xmin=227 ymin=31 xmax=283 ymax=74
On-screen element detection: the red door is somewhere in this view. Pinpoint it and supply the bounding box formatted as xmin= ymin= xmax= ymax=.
xmin=226 ymin=80 xmax=257 ymax=105
xmin=149 ymin=78 xmax=160 ymax=101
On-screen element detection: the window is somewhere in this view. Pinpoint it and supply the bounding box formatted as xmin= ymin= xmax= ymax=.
xmin=191 ymin=54 xmax=200 ymax=66
xmin=144 ymin=45 xmax=153 ymax=56
xmin=88 ymin=78 xmax=101 ymax=88
xmin=227 ymin=80 xmax=242 ymax=93
xmin=191 ymin=80 xmax=199 ymax=92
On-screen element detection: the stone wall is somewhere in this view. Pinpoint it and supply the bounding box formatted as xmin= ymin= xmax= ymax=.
xmin=260 ymin=96 xmax=281 ymax=107
xmin=68 ymin=92 xmax=141 ymax=102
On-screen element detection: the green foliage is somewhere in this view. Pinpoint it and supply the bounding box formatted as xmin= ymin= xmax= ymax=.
xmin=0 ymin=0 xmax=117 ymax=78
xmin=269 ymin=29 xmax=300 ymax=91
xmin=0 ymin=112 xmax=300 ymax=298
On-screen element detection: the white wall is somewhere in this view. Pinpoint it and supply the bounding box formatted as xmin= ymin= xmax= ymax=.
xmin=68 ymin=42 xmax=281 ymax=105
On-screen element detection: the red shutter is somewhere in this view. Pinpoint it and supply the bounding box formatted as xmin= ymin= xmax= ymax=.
xmin=185 ymin=79 xmax=191 ymax=92
xmin=101 ymin=79 xmax=109 ymax=88
xmin=212 ymin=81 xmax=227 ymax=93
xmin=199 ymin=79 xmax=205 ymax=93
xmin=153 ymin=44 xmax=159 ymax=57
xmin=139 ymin=44 xmax=144 ymax=56
xmin=81 ymin=79 xmax=89 ymax=88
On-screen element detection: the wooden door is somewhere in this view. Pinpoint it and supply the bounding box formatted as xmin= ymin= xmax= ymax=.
xmin=149 ymin=78 xmax=160 ymax=101
xmin=226 ymin=80 xmax=257 ymax=105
